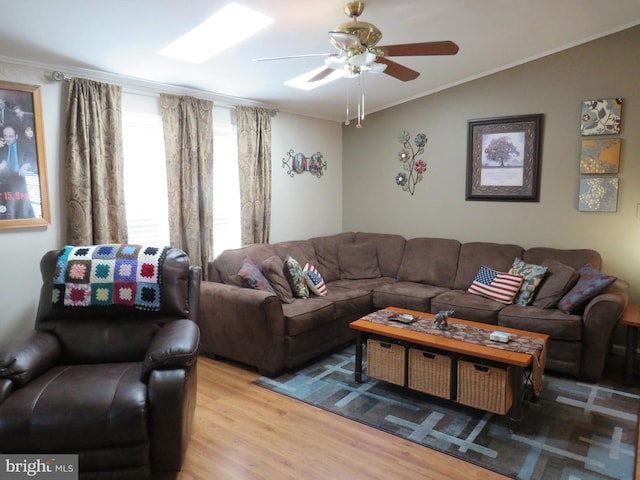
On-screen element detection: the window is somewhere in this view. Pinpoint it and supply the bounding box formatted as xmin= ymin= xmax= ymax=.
xmin=122 ymin=108 xmax=170 ymax=245
xmin=212 ymin=107 xmax=241 ymax=256
xmin=122 ymin=92 xmax=241 ymax=257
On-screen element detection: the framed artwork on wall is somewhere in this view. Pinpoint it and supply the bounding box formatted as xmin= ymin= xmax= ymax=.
xmin=0 ymin=81 xmax=50 ymax=229
xmin=466 ymin=114 xmax=544 ymax=202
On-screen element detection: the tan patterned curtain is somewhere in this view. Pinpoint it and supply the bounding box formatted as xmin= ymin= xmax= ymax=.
xmin=236 ymin=106 xmax=272 ymax=245
xmin=160 ymin=94 xmax=213 ymax=278
xmin=65 ymin=78 xmax=127 ymax=245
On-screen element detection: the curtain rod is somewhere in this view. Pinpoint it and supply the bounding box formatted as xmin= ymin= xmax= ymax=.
xmin=48 ymin=70 xmax=277 ymax=115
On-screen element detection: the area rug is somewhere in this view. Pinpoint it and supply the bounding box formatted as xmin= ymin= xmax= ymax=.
xmin=254 ymin=345 xmax=639 ymax=480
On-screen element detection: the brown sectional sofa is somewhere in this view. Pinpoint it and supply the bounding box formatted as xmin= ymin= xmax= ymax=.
xmin=198 ymin=232 xmax=629 ymax=382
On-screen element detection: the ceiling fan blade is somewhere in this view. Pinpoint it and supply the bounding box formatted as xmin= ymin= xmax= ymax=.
xmin=378 ymin=41 xmax=459 ymax=57
xmin=307 ymin=68 xmax=335 ymax=83
xmin=253 ymin=53 xmax=335 ymax=61
xmin=376 ymin=58 xmax=420 ymax=81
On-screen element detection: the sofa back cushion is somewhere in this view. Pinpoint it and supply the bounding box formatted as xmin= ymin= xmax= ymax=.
xmin=338 ymin=242 xmax=381 ymax=279
xmin=397 ymin=237 xmax=461 ymax=288
xmin=453 ymin=242 xmax=524 ymax=290
xmin=274 ymin=240 xmax=318 ymax=269
xmin=211 ymin=244 xmax=277 ymax=284
xmin=311 ymin=232 xmax=355 ymax=282
xmin=523 ymin=247 xmax=602 ymax=271
xmin=532 ymin=259 xmax=580 ymax=309
xmin=354 ymin=232 xmax=407 ymax=278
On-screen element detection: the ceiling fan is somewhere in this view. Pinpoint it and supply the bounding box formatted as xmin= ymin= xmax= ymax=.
xmin=256 ymin=1 xmax=459 ymax=84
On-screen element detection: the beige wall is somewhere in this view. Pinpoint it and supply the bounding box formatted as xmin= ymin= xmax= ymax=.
xmin=342 ymin=26 xmax=640 ymax=304
xmin=270 ymin=112 xmax=343 ymax=242
xmin=0 ymin=63 xmax=66 ymax=339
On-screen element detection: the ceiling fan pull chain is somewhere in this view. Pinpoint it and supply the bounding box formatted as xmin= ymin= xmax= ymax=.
xmin=361 ymin=71 xmax=365 ymax=121
xmin=345 ymin=84 xmax=350 ymax=125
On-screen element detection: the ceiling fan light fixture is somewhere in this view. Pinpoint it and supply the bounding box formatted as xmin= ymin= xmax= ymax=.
xmin=332 ymin=20 xmax=382 ymax=48
xmin=328 ymin=31 xmax=362 ymax=52
xmin=348 ymin=51 xmax=376 ymax=67
xmin=324 ymin=55 xmax=348 ymax=69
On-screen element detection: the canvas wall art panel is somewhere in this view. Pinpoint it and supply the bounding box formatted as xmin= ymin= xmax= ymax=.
xmin=578 ymin=177 xmax=619 ymax=212
xmin=580 ymin=138 xmax=621 ymax=174
xmin=580 ymin=98 xmax=622 ymax=136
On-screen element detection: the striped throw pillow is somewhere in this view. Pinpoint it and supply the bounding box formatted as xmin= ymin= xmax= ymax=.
xmin=468 ymin=265 xmax=523 ymax=304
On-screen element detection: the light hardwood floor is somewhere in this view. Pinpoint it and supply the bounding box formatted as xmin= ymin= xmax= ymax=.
xmin=175 ymin=355 xmax=510 ymax=480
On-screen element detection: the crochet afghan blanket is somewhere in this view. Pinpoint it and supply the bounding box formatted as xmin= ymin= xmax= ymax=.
xmin=52 ymin=244 xmax=169 ymax=311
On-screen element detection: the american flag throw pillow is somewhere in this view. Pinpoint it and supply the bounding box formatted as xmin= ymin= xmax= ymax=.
xmin=303 ymin=263 xmax=328 ymax=296
xmin=467 ymin=265 xmax=524 ymax=304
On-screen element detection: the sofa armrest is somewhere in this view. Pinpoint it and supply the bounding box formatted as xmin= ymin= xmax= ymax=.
xmin=0 ymin=330 xmax=61 ymax=390
xmin=198 ymin=281 xmax=286 ymax=376
xmin=579 ymin=278 xmax=629 ymax=381
xmin=142 ymin=319 xmax=200 ymax=379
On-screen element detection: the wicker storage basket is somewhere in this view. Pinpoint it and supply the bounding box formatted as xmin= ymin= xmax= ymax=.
xmin=366 ymin=338 xmax=406 ymax=386
xmin=457 ymin=357 xmax=513 ymax=415
xmin=408 ymin=348 xmax=453 ymax=399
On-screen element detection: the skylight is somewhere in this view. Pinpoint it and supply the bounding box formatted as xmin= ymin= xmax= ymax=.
xmin=159 ymin=3 xmax=274 ymax=63
xmin=285 ymin=66 xmax=345 ymax=91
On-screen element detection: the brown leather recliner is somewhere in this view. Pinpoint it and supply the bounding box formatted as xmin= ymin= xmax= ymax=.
xmin=0 ymin=245 xmax=201 ymax=479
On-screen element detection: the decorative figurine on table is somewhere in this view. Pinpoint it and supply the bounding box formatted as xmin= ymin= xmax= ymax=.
xmin=433 ymin=310 xmax=454 ymax=330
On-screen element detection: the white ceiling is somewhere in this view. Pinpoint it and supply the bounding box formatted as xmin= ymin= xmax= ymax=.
xmin=2 ymin=0 xmax=640 ymax=122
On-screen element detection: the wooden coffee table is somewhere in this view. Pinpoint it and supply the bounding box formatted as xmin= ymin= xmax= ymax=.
xmin=350 ymin=307 xmax=548 ymax=419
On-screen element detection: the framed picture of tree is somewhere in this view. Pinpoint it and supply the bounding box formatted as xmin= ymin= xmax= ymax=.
xmin=466 ymin=114 xmax=544 ymax=201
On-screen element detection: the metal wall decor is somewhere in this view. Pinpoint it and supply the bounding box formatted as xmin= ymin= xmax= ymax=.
xmin=282 ymin=150 xmax=327 ymax=178
xmin=395 ymin=130 xmax=427 ymax=195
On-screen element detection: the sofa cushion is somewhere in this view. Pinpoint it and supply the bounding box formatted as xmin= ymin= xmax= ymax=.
xmin=238 ymin=256 xmax=275 ymax=294
xmin=372 ymin=281 xmax=449 ymax=312
xmin=431 ymin=290 xmax=503 ymax=325
xmin=467 ymin=265 xmax=523 ymax=304
xmin=354 ymin=232 xmax=407 ymax=278
xmin=397 ymin=237 xmax=461 ymax=288
xmin=311 ymin=232 xmax=355 ymax=282
xmin=509 ymin=257 xmax=548 ymax=306
xmin=275 ymin=240 xmax=318 ymax=270
xmin=303 ymin=263 xmax=328 ymax=296
xmin=262 ymin=255 xmax=295 ymax=303
xmin=1 ymin=362 xmax=148 ymax=451
xmin=453 ymin=242 xmax=524 ymax=290
xmin=328 ymin=277 xmax=397 ymax=292
xmin=282 ymin=298 xmax=335 ymax=336
xmin=523 ymin=247 xmax=602 ymax=271
xmin=323 ymin=285 xmax=372 ymax=320
xmin=284 ymin=256 xmax=309 ymax=299
xmin=498 ymin=304 xmax=582 ymax=342
xmin=532 ymin=259 xmax=580 ymax=309
xmin=338 ymin=242 xmax=381 ymax=279
xmin=557 ymin=264 xmax=617 ymax=314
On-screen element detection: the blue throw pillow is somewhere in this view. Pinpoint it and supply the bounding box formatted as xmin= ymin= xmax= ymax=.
xmin=557 ymin=264 xmax=616 ymax=314
xmin=238 ymin=256 xmax=276 ymax=294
